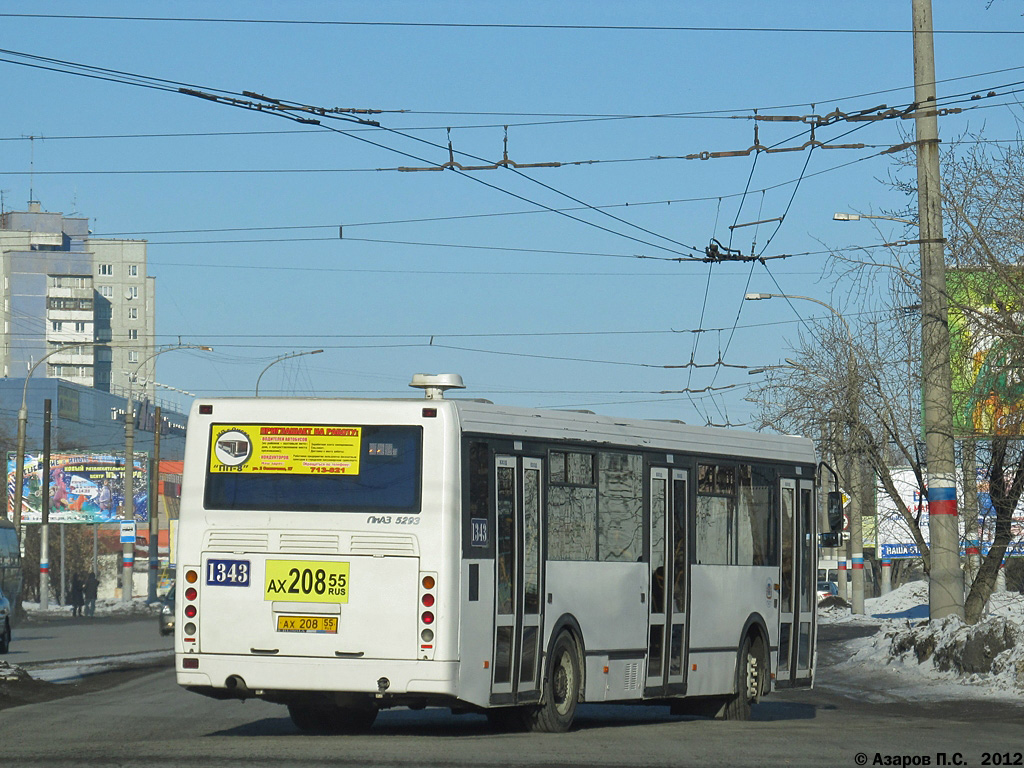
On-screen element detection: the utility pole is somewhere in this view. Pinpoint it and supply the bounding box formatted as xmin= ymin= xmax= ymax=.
xmin=123 ymin=398 xmax=135 ymax=603
xmin=148 ymin=406 xmax=161 ymax=603
xmin=912 ymin=0 xmax=964 ymax=620
xmin=40 ymin=400 xmax=52 ymax=611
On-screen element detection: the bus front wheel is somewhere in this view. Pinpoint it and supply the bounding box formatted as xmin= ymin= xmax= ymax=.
xmin=524 ymin=632 xmax=580 ymax=733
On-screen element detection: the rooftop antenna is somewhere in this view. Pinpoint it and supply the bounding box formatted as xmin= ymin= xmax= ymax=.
xmin=409 ymin=373 xmax=465 ymax=400
xmin=25 ymin=135 xmax=39 ymax=208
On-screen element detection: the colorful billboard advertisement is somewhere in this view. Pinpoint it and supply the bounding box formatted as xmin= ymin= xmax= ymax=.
xmin=948 ymin=269 xmax=1024 ymax=437
xmin=6 ymin=452 xmax=149 ymax=524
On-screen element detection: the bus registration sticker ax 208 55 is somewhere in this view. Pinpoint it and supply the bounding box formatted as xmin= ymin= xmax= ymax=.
xmin=264 ymin=560 xmax=349 ymax=604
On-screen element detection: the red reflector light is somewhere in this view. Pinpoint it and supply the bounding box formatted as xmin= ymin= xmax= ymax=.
xmin=182 ymin=658 xmax=199 ymax=669
xmin=185 ymin=587 xmax=197 ymax=601
xmin=422 ymin=407 xmax=437 ymax=418
xmin=185 ymin=605 xmax=197 ymax=618
xmin=199 ymin=404 xmax=213 ymax=414
xmin=421 ymin=611 xmax=434 ymax=625
xmin=422 ymin=594 xmax=435 ymax=607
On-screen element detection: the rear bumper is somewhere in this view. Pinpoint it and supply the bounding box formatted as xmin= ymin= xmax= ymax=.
xmin=176 ymin=654 xmax=459 ymax=699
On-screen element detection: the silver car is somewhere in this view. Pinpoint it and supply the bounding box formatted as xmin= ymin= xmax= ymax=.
xmin=158 ymin=584 xmax=175 ymax=636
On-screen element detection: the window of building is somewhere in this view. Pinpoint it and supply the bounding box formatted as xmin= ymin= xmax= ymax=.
xmin=127 ymin=307 xmax=138 ymax=319
xmin=99 ymin=286 xmax=113 ymax=298
xmin=51 ymin=320 xmax=62 ymax=332
xmin=128 ymin=285 xmax=138 ymax=299
xmin=127 ymin=329 xmax=138 ymax=340
xmin=127 ymin=351 xmax=139 ymax=363
xmin=98 ymin=264 xmax=113 ymax=276
xmin=96 ymin=347 xmax=112 ymax=362
xmin=74 ymin=321 xmax=87 ymax=332
xmin=127 ymin=264 xmax=138 ymax=276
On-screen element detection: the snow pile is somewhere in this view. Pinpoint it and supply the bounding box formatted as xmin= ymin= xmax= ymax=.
xmin=823 ymin=580 xmax=1024 ymax=693
xmin=23 ymin=596 xmax=161 ymax=618
xmin=0 ymin=661 xmax=31 ymax=682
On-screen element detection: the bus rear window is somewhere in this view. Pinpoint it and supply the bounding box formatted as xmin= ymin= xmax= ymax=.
xmin=204 ymin=425 xmax=422 ymax=513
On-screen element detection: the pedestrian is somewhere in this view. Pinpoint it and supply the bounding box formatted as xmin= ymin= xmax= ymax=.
xmin=84 ymin=571 xmax=99 ymax=617
xmin=71 ymin=573 xmax=85 ymax=617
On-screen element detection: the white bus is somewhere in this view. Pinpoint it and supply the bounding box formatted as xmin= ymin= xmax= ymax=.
xmin=175 ymin=374 xmax=819 ymax=732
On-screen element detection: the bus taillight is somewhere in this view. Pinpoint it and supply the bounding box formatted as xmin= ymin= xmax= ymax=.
xmin=185 ymin=587 xmax=197 ymax=601
xmin=421 ymin=611 xmax=434 ymax=624
xmin=421 ymin=593 xmax=435 ymax=607
xmin=185 ymin=604 xmax=197 ymax=619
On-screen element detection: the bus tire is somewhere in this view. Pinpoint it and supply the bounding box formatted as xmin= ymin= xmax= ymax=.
xmin=524 ymin=632 xmax=580 ymax=733
xmin=329 ymin=704 xmax=378 ymax=734
xmin=720 ymin=635 xmax=763 ymax=721
xmin=288 ymin=702 xmax=333 ymax=734
xmin=0 ymin=619 xmax=9 ymax=654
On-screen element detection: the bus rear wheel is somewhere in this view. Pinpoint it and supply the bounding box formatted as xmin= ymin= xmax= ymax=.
xmin=523 ymin=632 xmax=580 ymax=733
xmin=288 ymin=699 xmax=377 ymax=734
xmin=721 ymin=635 xmax=763 ymax=721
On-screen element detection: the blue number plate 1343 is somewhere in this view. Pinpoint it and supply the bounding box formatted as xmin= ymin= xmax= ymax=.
xmin=206 ymin=559 xmax=251 ymax=586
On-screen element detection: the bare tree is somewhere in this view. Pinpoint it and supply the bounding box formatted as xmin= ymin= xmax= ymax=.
xmin=751 ymin=135 xmax=1024 ymax=624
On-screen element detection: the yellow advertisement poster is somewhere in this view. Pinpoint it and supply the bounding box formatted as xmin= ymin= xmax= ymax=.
xmin=209 ymin=424 xmax=362 ymax=475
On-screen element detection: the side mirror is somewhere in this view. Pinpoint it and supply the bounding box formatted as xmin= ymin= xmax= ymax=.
xmin=827 ymin=491 xmax=844 ymax=534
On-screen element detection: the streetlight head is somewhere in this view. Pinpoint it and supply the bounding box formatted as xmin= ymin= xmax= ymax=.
xmin=744 ymin=293 xmax=773 ymax=301
xmin=833 ymin=212 xmax=861 ymax=221
xmin=199 ymin=346 xmax=214 ymax=352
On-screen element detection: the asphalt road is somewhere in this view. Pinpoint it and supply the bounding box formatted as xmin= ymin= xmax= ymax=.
xmin=2 ymin=622 xmax=1022 ymax=768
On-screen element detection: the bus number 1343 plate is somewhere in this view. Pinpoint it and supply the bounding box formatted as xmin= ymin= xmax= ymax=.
xmin=264 ymin=560 xmax=349 ymax=604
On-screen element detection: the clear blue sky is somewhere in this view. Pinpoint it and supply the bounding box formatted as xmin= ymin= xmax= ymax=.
xmin=2 ymin=1 xmax=1022 ymax=427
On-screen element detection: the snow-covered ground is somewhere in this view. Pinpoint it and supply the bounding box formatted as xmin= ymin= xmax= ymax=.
xmin=22 ymin=596 xmax=163 ymax=618
xmin=820 ymin=581 xmax=1024 ymax=699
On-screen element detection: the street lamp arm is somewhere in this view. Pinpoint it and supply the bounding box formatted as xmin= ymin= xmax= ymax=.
xmin=833 ymin=211 xmax=917 ymax=226
xmin=255 ymin=349 xmax=324 ymax=396
xmin=743 ymin=292 xmax=853 ymax=341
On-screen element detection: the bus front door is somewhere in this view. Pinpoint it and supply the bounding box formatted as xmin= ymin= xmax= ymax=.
xmin=645 ymin=467 xmax=689 ymax=695
xmin=777 ymin=477 xmax=815 ymax=686
xmin=491 ymin=455 xmax=544 ymax=704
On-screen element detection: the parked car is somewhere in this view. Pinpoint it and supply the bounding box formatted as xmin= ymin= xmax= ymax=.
xmin=817 ymin=580 xmax=839 ymax=604
xmin=158 ymin=584 xmax=175 ymax=636
xmin=0 ymin=584 xmax=11 ymax=653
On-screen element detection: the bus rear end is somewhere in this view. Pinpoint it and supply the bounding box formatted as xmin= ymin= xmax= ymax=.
xmin=174 ymin=397 xmax=460 ymax=732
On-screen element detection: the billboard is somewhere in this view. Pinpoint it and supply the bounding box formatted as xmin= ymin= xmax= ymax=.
xmin=6 ymin=452 xmax=149 ymax=524
xmin=948 ymin=269 xmax=1024 ymax=437
xmin=876 ymin=467 xmax=1024 ymax=558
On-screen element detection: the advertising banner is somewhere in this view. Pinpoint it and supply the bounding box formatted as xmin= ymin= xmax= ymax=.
xmin=209 ymin=424 xmax=363 ymax=475
xmin=6 ymin=452 xmax=149 ymax=524
xmin=948 ymin=269 xmax=1024 ymax=437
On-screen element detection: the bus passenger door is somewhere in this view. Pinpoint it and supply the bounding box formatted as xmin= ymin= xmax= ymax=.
xmin=777 ymin=477 xmax=815 ymax=686
xmin=491 ymin=455 xmax=544 ymax=703
xmin=646 ymin=467 xmax=689 ymax=695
